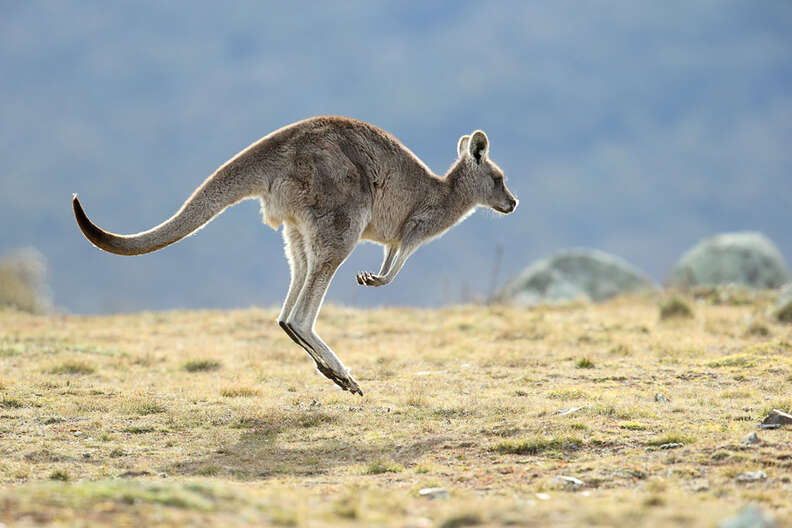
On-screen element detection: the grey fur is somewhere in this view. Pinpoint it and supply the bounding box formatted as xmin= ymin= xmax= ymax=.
xmin=73 ymin=116 xmax=518 ymax=395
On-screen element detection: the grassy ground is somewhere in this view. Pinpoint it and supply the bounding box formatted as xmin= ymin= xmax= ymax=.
xmin=0 ymin=292 xmax=790 ymax=527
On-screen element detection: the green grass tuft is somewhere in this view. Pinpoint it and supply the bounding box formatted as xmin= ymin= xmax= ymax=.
xmin=48 ymin=360 xmax=95 ymax=375
xmin=708 ymin=354 xmax=756 ymax=368
xmin=575 ymin=357 xmax=595 ymax=369
xmin=619 ymin=421 xmax=649 ymax=431
xmin=493 ymin=435 xmax=584 ymax=455
xmin=548 ymin=388 xmax=589 ymax=400
xmin=122 ymin=426 xmax=155 ymax=434
xmin=440 ymin=512 xmax=483 ymax=528
xmin=221 ymin=386 xmax=259 ymax=398
xmin=49 ymin=470 xmax=69 ymax=481
xmin=184 ymin=359 xmax=221 ymax=372
xmin=777 ymin=302 xmax=792 ymax=323
xmin=0 ymin=396 xmax=24 ymax=409
xmin=131 ymin=400 xmax=166 ymax=415
xmin=646 ymin=433 xmax=694 ymax=447
xmin=364 ymin=460 xmax=403 ymax=474
xmin=659 ymin=297 xmax=694 ymax=320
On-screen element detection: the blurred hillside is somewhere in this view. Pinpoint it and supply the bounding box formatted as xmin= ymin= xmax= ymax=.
xmin=1 ymin=1 xmax=790 ymax=313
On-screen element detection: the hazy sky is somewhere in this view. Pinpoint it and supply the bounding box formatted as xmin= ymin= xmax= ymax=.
xmin=1 ymin=1 xmax=790 ymax=312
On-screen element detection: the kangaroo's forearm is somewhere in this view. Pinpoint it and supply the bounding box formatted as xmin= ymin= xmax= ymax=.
xmin=378 ymin=245 xmax=398 ymax=275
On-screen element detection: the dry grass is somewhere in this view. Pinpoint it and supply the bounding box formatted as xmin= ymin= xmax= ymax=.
xmin=0 ymin=294 xmax=790 ymax=527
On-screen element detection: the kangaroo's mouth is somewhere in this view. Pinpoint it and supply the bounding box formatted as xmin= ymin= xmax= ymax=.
xmin=493 ymin=200 xmax=518 ymax=214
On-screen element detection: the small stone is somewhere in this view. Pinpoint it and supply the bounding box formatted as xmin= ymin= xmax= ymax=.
xmin=558 ymin=406 xmax=586 ymax=416
xmin=761 ymin=409 xmax=792 ymax=426
xmin=554 ymin=475 xmax=584 ymax=490
xmin=535 ymin=492 xmax=551 ymax=500
xmin=82 ymin=452 xmax=91 ymax=459
xmin=418 ymin=487 xmax=449 ymax=499
xmin=659 ymin=442 xmax=684 ymax=450
xmin=758 ymin=423 xmax=781 ymax=430
xmin=717 ymin=504 xmax=776 ymax=528
xmin=73 ymin=431 xmax=82 ymax=437
xmin=159 ymin=472 xmax=168 ymax=478
xmin=743 ymin=432 xmax=760 ymax=446
xmin=736 ymin=471 xmax=766 ymax=483
xmin=654 ymin=393 xmax=669 ymax=403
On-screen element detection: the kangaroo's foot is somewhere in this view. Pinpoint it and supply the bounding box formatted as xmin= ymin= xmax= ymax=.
xmin=314 ymin=362 xmax=363 ymax=395
xmin=282 ymin=321 xmax=363 ymax=396
xmin=356 ymin=271 xmax=386 ymax=287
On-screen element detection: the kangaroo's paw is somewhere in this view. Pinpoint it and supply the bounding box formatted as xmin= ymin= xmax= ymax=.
xmin=356 ymin=271 xmax=385 ymax=287
xmin=314 ymin=362 xmax=363 ymax=395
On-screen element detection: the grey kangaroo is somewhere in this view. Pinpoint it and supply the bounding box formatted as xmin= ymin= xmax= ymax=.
xmin=73 ymin=116 xmax=518 ymax=395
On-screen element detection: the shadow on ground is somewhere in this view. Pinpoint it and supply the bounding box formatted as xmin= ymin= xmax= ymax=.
xmin=163 ymin=408 xmax=448 ymax=480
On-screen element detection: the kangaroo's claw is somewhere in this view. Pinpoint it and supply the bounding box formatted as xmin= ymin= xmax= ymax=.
xmin=314 ymin=361 xmax=362 ymax=395
xmin=356 ymin=271 xmax=384 ymax=287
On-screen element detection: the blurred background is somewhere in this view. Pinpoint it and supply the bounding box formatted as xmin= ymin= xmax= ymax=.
xmin=1 ymin=1 xmax=790 ymax=314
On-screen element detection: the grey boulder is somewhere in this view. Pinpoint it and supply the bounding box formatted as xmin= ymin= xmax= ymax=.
xmin=496 ymin=249 xmax=654 ymax=306
xmin=668 ymin=232 xmax=790 ymax=289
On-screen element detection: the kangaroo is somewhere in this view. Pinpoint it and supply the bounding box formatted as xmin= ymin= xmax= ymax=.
xmin=73 ymin=116 xmax=518 ymax=395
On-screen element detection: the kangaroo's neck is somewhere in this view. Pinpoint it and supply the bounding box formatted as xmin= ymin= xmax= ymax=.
xmin=418 ymin=165 xmax=478 ymax=236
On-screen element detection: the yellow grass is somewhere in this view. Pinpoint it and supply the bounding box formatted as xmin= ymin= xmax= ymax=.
xmin=0 ymin=294 xmax=790 ymax=527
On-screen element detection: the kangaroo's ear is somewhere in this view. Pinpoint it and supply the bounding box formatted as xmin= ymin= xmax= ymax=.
xmin=457 ymin=135 xmax=470 ymax=158
xmin=468 ymin=130 xmax=489 ymax=162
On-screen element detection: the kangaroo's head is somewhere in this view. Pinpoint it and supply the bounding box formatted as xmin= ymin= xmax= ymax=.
xmin=454 ymin=130 xmax=518 ymax=214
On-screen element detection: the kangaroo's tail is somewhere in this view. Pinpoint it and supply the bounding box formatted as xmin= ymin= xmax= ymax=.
xmin=73 ymin=166 xmax=256 ymax=256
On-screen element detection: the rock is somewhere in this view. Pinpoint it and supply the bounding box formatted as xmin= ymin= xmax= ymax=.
xmin=558 ymin=406 xmax=587 ymax=416
xmin=775 ymin=284 xmax=792 ymax=323
xmin=0 ymin=247 xmax=52 ymax=314
xmin=758 ymin=424 xmax=781 ymax=430
xmin=535 ymin=493 xmax=551 ymax=500
xmin=496 ymin=249 xmax=654 ymax=305
xmin=761 ymin=409 xmax=792 ymax=426
xmin=743 ymin=432 xmax=760 ymax=446
xmin=718 ymin=504 xmax=776 ymax=528
xmin=418 ymin=487 xmax=449 ymax=499
xmin=668 ymin=232 xmax=790 ymax=289
xmin=736 ymin=471 xmax=766 ymax=483
xmin=654 ymin=393 xmax=669 ymax=403
xmin=554 ymin=475 xmax=584 ymax=490
xmin=659 ymin=443 xmax=684 ymax=450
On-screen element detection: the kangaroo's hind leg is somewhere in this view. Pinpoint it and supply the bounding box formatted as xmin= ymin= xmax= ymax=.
xmin=285 ymin=211 xmax=363 ymax=395
xmin=277 ymin=222 xmax=341 ymax=380
xmin=277 ymin=223 xmax=313 ymax=348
